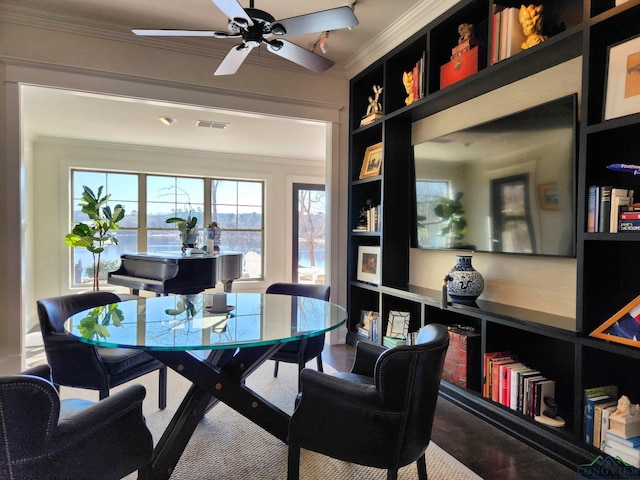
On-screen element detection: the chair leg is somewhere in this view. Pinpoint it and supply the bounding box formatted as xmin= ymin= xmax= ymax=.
xmin=273 ymin=360 xmax=280 ymax=378
xmin=158 ymin=366 xmax=167 ymax=410
xmin=316 ymin=353 xmax=323 ymax=372
xmin=417 ymin=453 xmax=428 ymax=480
xmin=287 ymin=445 xmax=301 ymax=480
xmin=387 ymin=469 xmax=398 ymax=480
xmin=99 ymin=388 xmax=109 ymax=400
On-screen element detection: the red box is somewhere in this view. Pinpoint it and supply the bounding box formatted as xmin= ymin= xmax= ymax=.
xmin=439 ymin=46 xmax=485 ymax=89
xmin=442 ymin=329 xmax=481 ymax=390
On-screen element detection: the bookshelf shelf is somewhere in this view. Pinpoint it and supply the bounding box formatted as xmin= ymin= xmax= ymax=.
xmin=348 ymin=0 xmax=640 ymax=470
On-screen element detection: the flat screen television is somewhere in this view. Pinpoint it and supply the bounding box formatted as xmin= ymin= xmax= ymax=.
xmin=411 ymin=94 xmax=577 ymax=257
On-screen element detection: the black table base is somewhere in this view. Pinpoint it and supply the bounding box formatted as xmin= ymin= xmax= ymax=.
xmin=138 ymin=344 xmax=290 ymax=480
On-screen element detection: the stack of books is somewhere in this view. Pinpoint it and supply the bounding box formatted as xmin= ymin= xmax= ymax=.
xmin=587 ymin=185 xmax=634 ymax=233
xmin=483 ymin=351 xmax=555 ymax=418
xmin=490 ymin=6 xmax=527 ymax=64
xmin=584 ymin=385 xmax=618 ymax=447
xmin=603 ymin=431 xmax=640 ymax=466
xmin=383 ymin=336 xmax=405 ymax=348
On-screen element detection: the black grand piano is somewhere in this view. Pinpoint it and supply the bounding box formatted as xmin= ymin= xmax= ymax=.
xmin=108 ymin=252 xmax=243 ymax=295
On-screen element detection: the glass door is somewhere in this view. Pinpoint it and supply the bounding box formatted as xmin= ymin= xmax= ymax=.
xmin=293 ymin=183 xmax=325 ymax=284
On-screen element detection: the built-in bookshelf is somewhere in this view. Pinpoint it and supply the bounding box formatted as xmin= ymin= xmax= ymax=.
xmin=348 ymin=0 xmax=640 ymax=470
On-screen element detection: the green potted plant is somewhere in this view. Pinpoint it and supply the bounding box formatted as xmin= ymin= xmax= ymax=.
xmin=166 ymin=212 xmax=199 ymax=251
xmin=434 ymin=192 xmax=468 ymax=248
xmin=65 ymin=185 xmax=125 ymax=291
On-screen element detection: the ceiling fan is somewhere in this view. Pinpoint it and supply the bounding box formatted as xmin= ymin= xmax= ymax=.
xmin=132 ymin=0 xmax=359 ymax=75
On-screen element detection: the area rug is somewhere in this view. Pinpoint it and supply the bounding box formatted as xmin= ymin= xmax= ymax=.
xmin=60 ymin=361 xmax=482 ymax=480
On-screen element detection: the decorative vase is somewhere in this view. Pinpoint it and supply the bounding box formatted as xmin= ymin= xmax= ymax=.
xmin=180 ymin=229 xmax=199 ymax=252
xmin=446 ymin=255 xmax=484 ymax=305
xmin=204 ymin=227 xmax=222 ymax=252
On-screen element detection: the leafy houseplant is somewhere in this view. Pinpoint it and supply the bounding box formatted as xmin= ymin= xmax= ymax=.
xmin=434 ymin=192 xmax=468 ymax=248
xmin=166 ymin=213 xmax=199 ymax=251
xmin=65 ymin=186 xmax=125 ymax=291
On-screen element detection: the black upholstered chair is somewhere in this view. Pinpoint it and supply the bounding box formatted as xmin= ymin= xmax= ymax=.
xmin=266 ymin=282 xmax=330 ymax=389
xmin=37 ymin=291 xmax=167 ymax=409
xmin=287 ymin=323 xmax=449 ymax=480
xmin=0 ymin=364 xmax=153 ymax=480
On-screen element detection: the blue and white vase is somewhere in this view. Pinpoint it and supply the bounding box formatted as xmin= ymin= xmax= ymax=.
xmin=446 ymin=255 xmax=484 ymax=304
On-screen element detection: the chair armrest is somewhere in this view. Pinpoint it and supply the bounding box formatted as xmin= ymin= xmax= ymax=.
xmin=54 ymin=383 xmax=147 ymax=437
xmin=350 ymin=341 xmax=385 ymax=377
xmin=20 ymin=364 xmax=52 ymax=381
xmin=299 ymin=368 xmax=379 ymax=406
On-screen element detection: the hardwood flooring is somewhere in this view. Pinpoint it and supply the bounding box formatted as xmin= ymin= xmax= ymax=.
xmin=323 ymin=344 xmax=578 ymax=480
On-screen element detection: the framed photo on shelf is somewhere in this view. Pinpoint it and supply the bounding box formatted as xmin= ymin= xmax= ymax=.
xmin=386 ymin=311 xmax=410 ymax=339
xmin=590 ymin=295 xmax=640 ymax=348
xmin=537 ymin=183 xmax=559 ymax=210
xmin=359 ymin=142 xmax=383 ymax=179
xmin=604 ymin=34 xmax=640 ymax=121
xmin=356 ymin=246 xmax=381 ymax=284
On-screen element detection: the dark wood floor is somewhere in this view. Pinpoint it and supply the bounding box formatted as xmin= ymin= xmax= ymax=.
xmin=323 ymin=344 xmax=578 ymax=480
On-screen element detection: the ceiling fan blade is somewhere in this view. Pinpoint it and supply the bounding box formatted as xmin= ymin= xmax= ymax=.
xmin=132 ymin=29 xmax=237 ymax=39
xmin=211 ymin=0 xmax=253 ymax=27
xmin=214 ymin=44 xmax=254 ymax=76
xmin=267 ymin=39 xmax=335 ymax=73
xmin=272 ymin=6 xmax=358 ymax=37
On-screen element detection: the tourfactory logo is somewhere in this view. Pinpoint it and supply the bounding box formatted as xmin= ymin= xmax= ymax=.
xmin=578 ymin=455 xmax=639 ymax=479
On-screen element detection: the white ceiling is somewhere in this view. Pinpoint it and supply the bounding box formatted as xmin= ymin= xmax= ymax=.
xmin=9 ymin=0 xmax=450 ymax=161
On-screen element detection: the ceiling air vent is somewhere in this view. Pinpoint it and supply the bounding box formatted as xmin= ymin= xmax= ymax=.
xmin=195 ymin=120 xmax=230 ymax=129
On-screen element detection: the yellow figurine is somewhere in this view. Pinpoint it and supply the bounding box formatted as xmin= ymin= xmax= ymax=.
xmin=519 ymin=4 xmax=547 ymax=50
xmin=403 ymin=71 xmax=415 ymax=106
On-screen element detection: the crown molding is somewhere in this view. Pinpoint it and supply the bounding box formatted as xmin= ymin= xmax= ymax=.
xmin=344 ymin=0 xmax=459 ymax=79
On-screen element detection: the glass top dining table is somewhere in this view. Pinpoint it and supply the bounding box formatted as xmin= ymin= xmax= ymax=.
xmin=64 ymin=292 xmax=347 ymax=480
xmin=65 ymin=292 xmax=347 ymax=351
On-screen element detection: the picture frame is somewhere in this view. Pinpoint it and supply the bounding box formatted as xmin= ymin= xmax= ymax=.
xmin=356 ymin=246 xmax=381 ymax=284
xmin=604 ymin=34 xmax=640 ymax=121
xmin=590 ymin=295 xmax=640 ymax=349
xmin=359 ymin=142 xmax=383 ymax=179
xmin=537 ymin=183 xmax=559 ymax=210
xmin=386 ymin=310 xmax=410 ymax=339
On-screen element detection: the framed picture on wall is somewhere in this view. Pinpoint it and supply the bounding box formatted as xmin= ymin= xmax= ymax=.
xmin=590 ymin=295 xmax=640 ymax=348
xmin=359 ymin=142 xmax=383 ymax=179
xmin=604 ymin=34 xmax=640 ymax=121
xmin=356 ymin=246 xmax=381 ymax=284
xmin=537 ymin=183 xmax=559 ymax=210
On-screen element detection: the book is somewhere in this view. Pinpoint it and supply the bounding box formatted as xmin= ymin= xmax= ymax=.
xmin=509 ymin=364 xmax=531 ymax=410
xmin=603 ymin=432 xmax=640 ymax=462
xmin=532 ymin=378 xmax=555 ymax=417
xmin=584 ymin=394 xmax=615 ymax=445
xmin=603 ymin=444 xmax=640 ymax=467
xmin=598 ymin=186 xmax=612 ymax=233
xmin=517 ymin=370 xmax=540 ymax=413
xmin=605 ymin=431 xmax=640 ymax=449
xmin=600 ymin=405 xmax=619 ymax=449
xmin=609 ymin=188 xmax=633 ymax=233
xmin=483 ymin=351 xmax=510 ymax=398
xmin=587 ymin=185 xmax=600 ymax=232
xmin=500 ymin=361 xmax=523 ymax=407
xmin=382 ymin=336 xmax=406 ymax=348
xmin=490 ymin=356 xmax=518 ymax=403
xmin=523 ymin=374 xmax=545 ymax=416
xmin=593 ymin=400 xmax=617 ymax=450
xmin=502 ymin=7 xmax=526 ymax=60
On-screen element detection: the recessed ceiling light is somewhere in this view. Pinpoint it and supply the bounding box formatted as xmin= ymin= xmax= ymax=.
xmin=158 ymin=116 xmax=176 ymax=126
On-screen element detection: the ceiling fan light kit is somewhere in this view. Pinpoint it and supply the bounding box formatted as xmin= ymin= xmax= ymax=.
xmin=132 ymin=0 xmax=359 ymax=76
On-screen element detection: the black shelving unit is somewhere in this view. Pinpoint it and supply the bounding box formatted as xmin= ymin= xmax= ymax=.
xmin=347 ymin=0 xmax=640 ymax=470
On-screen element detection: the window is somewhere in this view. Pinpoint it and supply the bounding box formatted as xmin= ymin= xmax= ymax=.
xmin=415 ymin=180 xmax=450 ymax=248
xmin=70 ymin=170 xmax=264 ymax=287
xmin=490 ymin=174 xmax=536 ymax=254
xmin=293 ymin=184 xmax=325 ymax=284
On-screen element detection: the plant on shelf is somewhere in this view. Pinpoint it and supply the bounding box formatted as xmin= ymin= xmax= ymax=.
xmin=434 ymin=192 xmax=468 ymax=248
xmin=166 ymin=212 xmax=199 ymax=251
xmin=65 ymin=185 xmax=125 ymax=291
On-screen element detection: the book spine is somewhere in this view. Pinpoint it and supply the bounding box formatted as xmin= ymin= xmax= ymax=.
xmin=598 ymin=186 xmax=612 ymax=233
xmin=587 ymin=185 xmax=598 ymax=232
